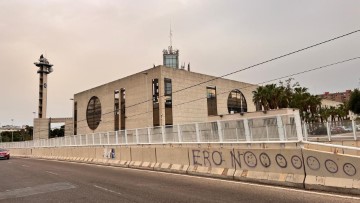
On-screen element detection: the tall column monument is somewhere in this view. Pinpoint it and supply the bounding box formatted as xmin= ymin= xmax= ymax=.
xmin=34 ymin=55 xmax=53 ymax=118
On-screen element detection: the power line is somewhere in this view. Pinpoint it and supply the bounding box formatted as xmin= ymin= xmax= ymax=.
xmin=125 ymin=29 xmax=360 ymax=110
xmin=105 ymin=56 xmax=360 ymax=120
xmin=30 ymin=30 xmax=360 ymax=135
xmin=29 ymin=56 xmax=360 ymax=135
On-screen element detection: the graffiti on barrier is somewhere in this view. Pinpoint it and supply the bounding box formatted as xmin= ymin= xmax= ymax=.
xmin=291 ymin=155 xmax=302 ymax=169
xmin=191 ymin=149 xmax=358 ymax=177
xmin=259 ymin=153 xmax=271 ymax=168
xmin=325 ymin=159 xmax=338 ymax=173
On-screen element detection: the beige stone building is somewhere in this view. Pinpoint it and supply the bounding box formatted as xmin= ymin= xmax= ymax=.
xmin=73 ymin=65 xmax=259 ymax=135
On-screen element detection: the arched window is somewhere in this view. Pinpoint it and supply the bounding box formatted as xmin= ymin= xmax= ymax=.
xmin=86 ymin=96 xmax=102 ymax=130
xmin=227 ymin=90 xmax=247 ymax=113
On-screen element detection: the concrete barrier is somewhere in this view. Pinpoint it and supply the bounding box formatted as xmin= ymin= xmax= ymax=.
xmin=187 ymin=144 xmax=235 ymax=179
xmin=232 ymin=147 xmax=305 ymax=188
xmin=129 ymin=146 xmax=156 ymax=170
xmin=303 ymin=148 xmax=360 ymax=195
xmin=7 ymin=142 xmax=360 ymax=195
xmin=154 ymin=145 xmax=189 ymax=173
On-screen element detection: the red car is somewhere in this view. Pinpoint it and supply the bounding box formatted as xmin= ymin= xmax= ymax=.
xmin=0 ymin=148 xmax=10 ymax=160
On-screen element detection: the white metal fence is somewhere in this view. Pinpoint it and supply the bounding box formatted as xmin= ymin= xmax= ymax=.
xmin=303 ymin=119 xmax=359 ymax=141
xmin=0 ymin=113 xmax=302 ymax=149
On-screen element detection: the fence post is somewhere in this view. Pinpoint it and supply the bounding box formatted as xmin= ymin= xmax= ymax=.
xmin=244 ymin=119 xmax=251 ymax=142
xmin=136 ymin=129 xmax=139 ymax=144
xmin=276 ymin=115 xmax=285 ymax=141
xmin=99 ymin=133 xmax=102 ymax=145
xmin=294 ymin=111 xmax=303 ymax=141
xmin=195 ymin=123 xmax=200 ymax=142
xmin=326 ymin=122 xmax=331 ymax=141
xmin=125 ymin=130 xmax=128 ymax=144
xmin=303 ymin=123 xmax=308 ymax=141
xmin=217 ymin=121 xmax=223 ymax=142
xmin=92 ymin=133 xmax=95 ymax=145
xmin=147 ymin=127 xmax=151 ymax=143
xmin=177 ymin=124 xmax=182 ymax=142
xmin=79 ymin=135 xmax=82 ymax=146
xmin=352 ymin=119 xmax=357 ymax=140
xmin=162 ymin=126 xmax=166 ymax=143
xmin=115 ymin=131 xmax=119 ymax=144
xmin=107 ymin=132 xmax=110 ymax=145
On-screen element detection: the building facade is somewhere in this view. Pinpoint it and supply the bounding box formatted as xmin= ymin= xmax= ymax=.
xmin=73 ymin=66 xmax=258 ymax=135
xmin=318 ymin=90 xmax=352 ymax=103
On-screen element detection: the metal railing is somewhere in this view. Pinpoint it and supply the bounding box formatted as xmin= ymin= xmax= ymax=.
xmin=0 ymin=113 xmax=302 ymax=149
xmin=303 ymin=119 xmax=359 ymax=141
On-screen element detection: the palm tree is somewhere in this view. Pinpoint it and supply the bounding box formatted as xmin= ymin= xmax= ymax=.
xmin=252 ymin=86 xmax=270 ymax=111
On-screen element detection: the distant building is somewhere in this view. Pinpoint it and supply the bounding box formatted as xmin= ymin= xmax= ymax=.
xmin=318 ymin=90 xmax=352 ymax=103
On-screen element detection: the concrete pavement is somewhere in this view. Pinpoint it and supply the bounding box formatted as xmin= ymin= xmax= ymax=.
xmin=0 ymin=158 xmax=359 ymax=203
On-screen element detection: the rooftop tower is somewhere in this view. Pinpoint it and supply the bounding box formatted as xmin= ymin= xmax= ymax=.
xmin=163 ymin=26 xmax=179 ymax=68
xmin=34 ymin=54 xmax=53 ymax=118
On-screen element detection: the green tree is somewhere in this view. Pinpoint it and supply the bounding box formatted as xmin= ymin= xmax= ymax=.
xmin=348 ymin=89 xmax=360 ymax=114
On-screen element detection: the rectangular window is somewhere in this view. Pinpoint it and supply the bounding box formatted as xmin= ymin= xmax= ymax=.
xmin=164 ymin=78 xmax=173 ymax=125
xmin=153 ymin=79 xmax=160 ymax=126
xmin=74 ymin=101 xmax=77 ymax=135
xmin=114 ymin=90 xmax=120 ymax=131
xmin=207 ymin=86 xmax=217 ymax=116
xmin=120 ymin=89 xmax=125 ymax=130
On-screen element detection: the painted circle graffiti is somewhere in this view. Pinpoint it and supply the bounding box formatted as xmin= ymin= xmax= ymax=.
xmin=259 ymin=153 xmax=271 ymax=168
xmin=275 ymin=154 xmax=287 ymax=168
xmin=244 ymin=151 xmax=257 ymax=168
xmin=306 ymin=156 xmax=320 ymax=170
xmin=291 ymin=155 xmax=302 ymax=169
xmin=343 ymin=163 xmax=356 ymax=176
xmin=325 ymin=159 xmax=338 ymax=173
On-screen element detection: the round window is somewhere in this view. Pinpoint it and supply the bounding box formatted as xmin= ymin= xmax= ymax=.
xmin=86 ymin=96 xmax=102 ymax=130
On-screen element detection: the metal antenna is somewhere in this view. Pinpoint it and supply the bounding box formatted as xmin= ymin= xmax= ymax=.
xmin=170 ymin=23 xmax=173 ymax=48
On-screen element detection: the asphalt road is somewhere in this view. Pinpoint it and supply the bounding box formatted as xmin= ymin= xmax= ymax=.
xmin=0 ymin=158 xmax=359 ymax=203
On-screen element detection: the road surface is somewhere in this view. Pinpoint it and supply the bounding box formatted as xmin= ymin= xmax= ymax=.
xmin=0 ymin=158 xmax=359 ymax=202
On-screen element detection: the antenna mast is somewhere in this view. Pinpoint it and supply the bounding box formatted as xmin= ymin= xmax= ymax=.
xmin=169 ymin=23 xmax=173 ymax=50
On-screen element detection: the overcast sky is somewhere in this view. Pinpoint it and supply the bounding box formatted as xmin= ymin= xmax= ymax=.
xmin=0 ymin=0 xmax=359 ymax=126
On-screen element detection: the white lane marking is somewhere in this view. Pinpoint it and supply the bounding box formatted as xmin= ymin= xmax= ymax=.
xmin=20 ymin=158 xmax=360 ymax=200
xmin=45 ymin=171 xmax=59 ymax=176
xmin=0 ymin=182 xmax=76 ymax=200
xmin=93 ymin=185 xmax=122 ymax=196
xmin=114 ymin=166 xmax=360 ymax=201
xmin=21 ymin=165 xmax=29 ymax=168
